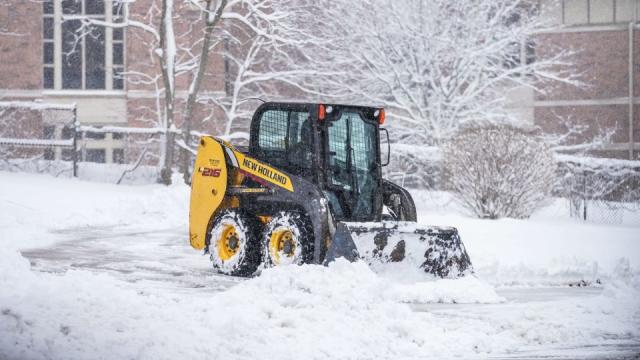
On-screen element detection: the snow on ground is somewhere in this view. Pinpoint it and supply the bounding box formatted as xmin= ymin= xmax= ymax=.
xmin=413 ymin=191 xmax=640 ymax=287
xmin=1 ymin=171 xmax=639 ymax=359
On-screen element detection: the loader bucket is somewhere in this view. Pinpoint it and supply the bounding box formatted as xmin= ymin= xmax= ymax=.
xmin=345 ymin=221 xmax=473 ymax=278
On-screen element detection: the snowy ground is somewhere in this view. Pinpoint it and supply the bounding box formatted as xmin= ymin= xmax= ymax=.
xmin=1 ymin=171 xmax=639 ymax=359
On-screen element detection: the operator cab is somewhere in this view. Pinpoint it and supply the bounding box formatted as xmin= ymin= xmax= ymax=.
xmin=249 ymin=102 xmax=386 ymax=222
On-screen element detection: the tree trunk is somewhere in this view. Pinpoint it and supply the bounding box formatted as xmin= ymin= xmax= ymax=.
xmin=158 ymin=0 xmax=176 ymax=185
xmin=179 ymin=0 xmax=228 ymax=185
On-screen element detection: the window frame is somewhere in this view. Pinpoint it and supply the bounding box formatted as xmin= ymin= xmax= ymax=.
xmin=42 ymin=0 xmax=126 ymax=92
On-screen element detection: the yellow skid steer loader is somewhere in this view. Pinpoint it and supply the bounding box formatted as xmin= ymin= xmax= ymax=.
xmin=189 ymin=102 xmax=472 ymax=277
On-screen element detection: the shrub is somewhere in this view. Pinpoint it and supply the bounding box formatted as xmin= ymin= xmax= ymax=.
xmin=442 ymin=126 xmax=556 ymax=219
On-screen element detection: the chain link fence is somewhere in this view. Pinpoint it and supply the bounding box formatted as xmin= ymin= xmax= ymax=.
xmin=0 ymin=101 xmax=168 ymax=184
xmin=0 ymin=101 xmax=79 ymax=176
xmin=558 ymin=155 xmax=640 ymax=225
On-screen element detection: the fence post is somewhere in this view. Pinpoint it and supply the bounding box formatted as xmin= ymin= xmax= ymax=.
xmin=72 ymin=106 xmax=78 ymax=178
xmin=583 ymin=170 xmax=587 ymax=221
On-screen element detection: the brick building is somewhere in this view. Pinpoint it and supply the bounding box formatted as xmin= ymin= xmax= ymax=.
xmin=0 ymin=0 xmax=226 ymax=164
xmin=0 ymin=0 xmax=639 ymax=163
xmin=534 ymin=0 xmax=640 ymax=159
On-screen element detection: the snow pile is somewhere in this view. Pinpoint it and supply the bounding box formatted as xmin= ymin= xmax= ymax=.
xmin=0 ymin=251 xmax=498 ymax=360
xmin=384 ymin=276 xmax=504 ymax=304
xmin=412 ymin=191 xmax=640 ymax=287
xmin=2 ymin=248 xmax=638 ymax=360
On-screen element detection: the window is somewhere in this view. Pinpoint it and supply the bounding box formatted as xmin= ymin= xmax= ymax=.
xmin=85 ymin=148 xmax=106 ymax=163
xmin=327 ymin=111 xmax=378 ymax=219
xmin=43 ymin=125 xmax=56 ymax=160
xmin=256 ymin=109 xmax=312 ymax=173
xmin=257 ymin=110 xmax=311 ymax=152
xmin=503 ymin=39 xmax=535 ymax=73
xmin=61 ymin=125 xmax=74 ymax=139
xmin=85 ymin=131 xmax=106 ymax=140
xmin=43 ymin=2 xmax=54 ymax=89
xmin=561 ymin=0 xmax=620 ymax=25
xmin=42 ymin=0 xmax=125 ymax=91
xmin=112 ymin=1 xmax=124 ymax=89
xmin=61 ymin=148 xmax=75 ymax=161
xmin=258 ymin=110 xmax=288 ymax=151
xmin=113 ymin=148 xmax=124 ymax=163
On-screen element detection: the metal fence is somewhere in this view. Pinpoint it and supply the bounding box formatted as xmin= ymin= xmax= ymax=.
xmin=560 ymin=160 xmax=640 ymax=225
xmin=0 ymin=101 xmax=172 ymax=183
xmin=0 ymin=101 xmax=79 ymax=176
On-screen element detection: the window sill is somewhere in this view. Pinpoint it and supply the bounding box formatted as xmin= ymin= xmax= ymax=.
xmin=42 ymin=89 xmax=127 ymax=97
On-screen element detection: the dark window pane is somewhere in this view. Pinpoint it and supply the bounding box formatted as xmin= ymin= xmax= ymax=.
xmin=61 ymin=125 xmax=74 ymax=139
xmin=43 ymin=1 xmax=54 ymax=14
xmin=85 ymin=131 xmax=105 ymax=140
xmin=86 ymin=26 xmax=105 ymax=89
xmin=43 ymin=125 xmax=56 ymax=139
xmin=525 ymin=40 xmax=536 ymax=65
xmin=503 ymin=42 xmax=520 ymax=69
xmin=61 ymin=148 xmax=75 ymax=161
xmin=112 ymin=1 xmax=123 ymax=16
xmin=62 ymin=0 xmax=81 ymax=15
xmin=43 ymin=17 xmax=54 ymax=39
xmin=113 ymin=28 xmax=123 ymax=41
xmin=85 ymin=0 xmax=104 ymax=15
xmin=85 ymin=149 xmax=106 ymax=163
xmin=43 ymin=42 xmax=54 ymax=64
xmin=44 ymin=149 xmax=55 ymax=160
xmin=112 ymin=43 xmax=123 ymax=65
xmin=43 ymin=67 xmax=54 ymax=89
xmin=113 ymin=67 xmax=124 ymax=89
xmin=62 ymin=20 xmax=82 ymax=89
xmin=112 ymin=132 xmax=124 ymax=140
xmin=113 ymin=148 xmax=125 ymax=164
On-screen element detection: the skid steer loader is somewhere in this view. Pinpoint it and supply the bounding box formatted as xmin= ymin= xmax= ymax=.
xmin=189 ymin=102 xmax=472 ymax=277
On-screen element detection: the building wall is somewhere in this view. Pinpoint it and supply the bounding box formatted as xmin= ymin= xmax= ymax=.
xmin=2 ymin=0 xmax=639 ymax=163
xmin=536 ymin=0 xmax=640 ymax=159
xmin=0 ymin=0 xmax=227 ymax=164
xmin=0 ymin=1 xmax=42 ymax=90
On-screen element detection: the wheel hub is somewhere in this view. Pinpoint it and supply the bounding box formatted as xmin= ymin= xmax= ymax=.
xmin=269 ymin=228 xmax=296 ymax=264
xmin=216 ymin=224 xmax=241 ymax=261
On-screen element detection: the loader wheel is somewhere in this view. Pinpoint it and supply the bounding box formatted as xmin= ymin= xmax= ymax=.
xmin=208 ymin=209 xmax=261 ymax=276
xmin=262 ymin=212 xmax=313 ymax=267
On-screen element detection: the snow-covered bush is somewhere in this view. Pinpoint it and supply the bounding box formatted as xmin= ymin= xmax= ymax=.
xmin=443 ymin=126 xmax=556 ymax=219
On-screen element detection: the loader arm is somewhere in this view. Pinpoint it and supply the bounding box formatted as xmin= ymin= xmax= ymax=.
xmin=382 ymin=179 xmax=417 ymax=222
xmin=189 ymin=137 xmax=228 ymax=250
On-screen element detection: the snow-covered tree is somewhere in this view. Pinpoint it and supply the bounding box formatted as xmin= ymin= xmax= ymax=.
xmin=71 ymin=0 xmax=308 ymax=185
xmin=294 ymin=0 xmax=579 ymax=146
xmin=68 ymin=0 xmax=217 ymax=184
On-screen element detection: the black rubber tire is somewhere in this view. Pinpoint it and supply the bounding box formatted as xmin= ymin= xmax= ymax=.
xmin=262 ymin=211 xmax=314 ymax=268
xmin=208 ymin=209 xmax=262 ymax=277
